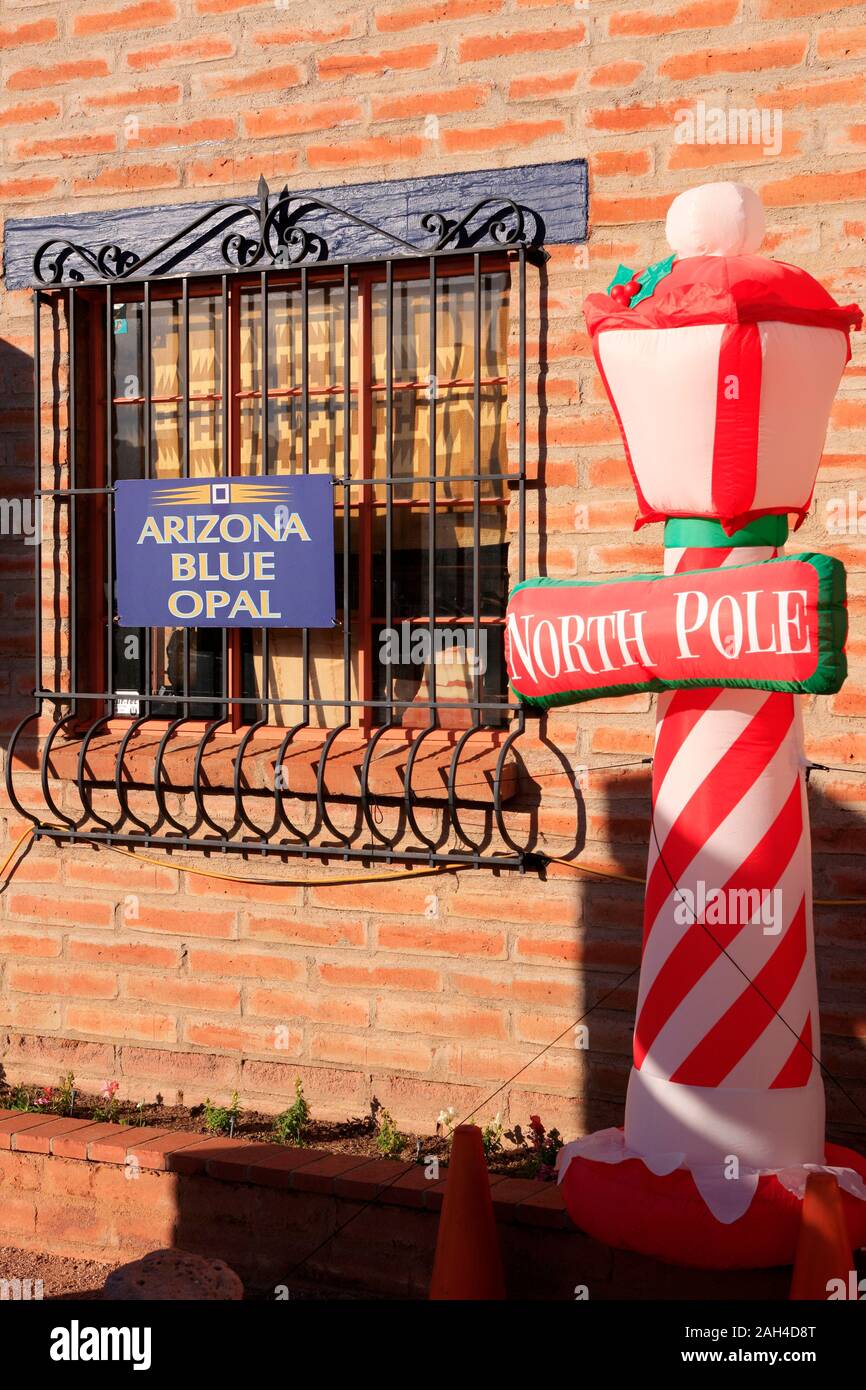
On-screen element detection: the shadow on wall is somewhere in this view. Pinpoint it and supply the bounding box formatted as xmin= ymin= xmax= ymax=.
xmin=0 ymin=316 xmax=67 ymax=770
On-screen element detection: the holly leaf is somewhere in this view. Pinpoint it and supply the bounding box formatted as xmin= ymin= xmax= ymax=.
xmin=630 ymin=253 xmax=676 ymax=307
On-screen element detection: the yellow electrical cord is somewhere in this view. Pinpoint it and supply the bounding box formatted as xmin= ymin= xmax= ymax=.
xmin=0 ymin=823 xmax=863 ymax=903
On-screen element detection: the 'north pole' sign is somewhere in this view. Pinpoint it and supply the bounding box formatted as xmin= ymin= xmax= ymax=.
xmin=505 ymin=553 xmax=846 ymax=709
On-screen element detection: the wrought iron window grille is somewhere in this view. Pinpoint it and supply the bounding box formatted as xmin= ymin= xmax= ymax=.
xmin=8 ymin=179 xmax=548 ymax=872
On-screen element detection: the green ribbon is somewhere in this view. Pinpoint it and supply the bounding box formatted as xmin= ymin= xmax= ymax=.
xmin=663 ymin=515 xmax=790 ymax=550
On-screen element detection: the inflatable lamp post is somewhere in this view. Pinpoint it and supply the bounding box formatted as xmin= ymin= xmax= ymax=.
xmin=549 ymin=183 xmax=866 ymax=1268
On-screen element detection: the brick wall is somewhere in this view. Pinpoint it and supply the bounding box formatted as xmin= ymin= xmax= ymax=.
xmin=0 ymin=0 xmax=864 ymax=1144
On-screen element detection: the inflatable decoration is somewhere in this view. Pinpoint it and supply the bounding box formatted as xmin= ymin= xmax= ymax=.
xmin=518 ymin=182 xmax=866 ymax=1268
xmin=507 ymin=552 xmax=847 ymax=708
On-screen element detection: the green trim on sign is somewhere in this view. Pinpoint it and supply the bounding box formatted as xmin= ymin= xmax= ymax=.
xmin=663 ymin=515 xmax=790 ymax=550
xmin=507 ymin=552 xmax=848 ymax=709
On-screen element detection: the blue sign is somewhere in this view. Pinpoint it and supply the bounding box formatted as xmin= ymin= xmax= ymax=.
xmin=114 ymin=475 xmax=335 ymax=628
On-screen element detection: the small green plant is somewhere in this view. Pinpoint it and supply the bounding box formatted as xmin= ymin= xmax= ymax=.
xmin=93 ymin=1079 xmax=120 ymax=1123
xmin=505 ymin=1114 xmax=563 ymax=1180
xmin=479 ymin=1112 xmax=504 ymax=1163
xmin=376 ymin=1108 xmax=407 ymax=1159
xmin=4 ymin=1083 xmax=36 ymax=1112
xmin=56 ymin=1071 xmax=75 ymax=1117
xmin=203 ymin=1091 xmax=241 ymax=1136
xmin=273 ymin=1078 xmax=310 ymax=1146
xmin=435 ymin=1105 xmax=457 ymax=1142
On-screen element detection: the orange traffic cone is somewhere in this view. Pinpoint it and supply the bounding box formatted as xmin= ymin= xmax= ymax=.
xmin=790 ymin=1172 xmax=854 ymax=1301
xmin=429 ymin=1124 xmax=506 ymax=1300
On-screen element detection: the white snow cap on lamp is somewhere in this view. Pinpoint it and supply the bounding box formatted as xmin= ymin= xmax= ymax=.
xmin=665 ymin=180 xmax=765 ymax=258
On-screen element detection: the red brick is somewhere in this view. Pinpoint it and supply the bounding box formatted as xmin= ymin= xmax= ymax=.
xmin=203 ymin=64 xmax=305 ymax=97
xmin=290 ymin=1153 xmax=373 ymax=1194
xmin=73 ymin=163 xmax=180 ymax=194
xmin=135 ymin=117 xmax=235 ymax=148
xmin=7 ymin=892 xmax=113 ymax=929
xmin=128 ymin=903 xmax=236 ymax=938
xmin=187 ymin=946 xmax=304 ymax=981
xmin=67 ymin=937 xmax=179 ymax=969
xmin=254 ymin=19 xmax=365 ymax=47
xmin=332 ymin=1156 xmax=414 ymax=1199
xmin=660 ymin=36 xmax=808 ymax=79
xmin=7 ymin=59 xmax=111 ymax=90
xmin=245 ymin=1146 xmax=329 ymax=1188
xmin=183 ymin=1019 xmax=300 ymax=1053
xmin=459 ymin=25 xmax=586 ymax=61
xmin=372 ymin=84 xmax=489 ymax=121
xmin=508 ymin=70 xmax=579 ymax=101
xmin=0 ymin=1113 xmax=54 ymax=1149
xmin=86 ymin=1125 xmax=168 ymax=1163
xmin=762 ymin=169 xmax=866 ymax=208
xmin=66 ymin=1004 xmax=176 ymax=1043
xmin=244 ymin=914 xmax=365 ymax=948
xmin=73 ymin=2 xmax=177 ymax=36
xmin=609 ymin=0 xmax=739 ymax=37
xmin=442 ymin=119 xmax=565 ymax=154
xmin=113 ymin=1129 xmax=204 ymax=1170
xmin=318 ymin=44 xmax=438 ymax=80
xmin=246 ymin=987 xmax=369 ymax=1026
xmin=0 ymin=98 xmax=59 ymax=127
xmin=7 ymin=964 xmax=117 ymax=999
xmin=166 ymin=1135 xmax=246 ymax=1175
xmin=196 ymin=0 xmax=271 ymax=8
xmin=375 ymin=0 xmax=503 ymax=31
xmin=317 ymin=961 xmax=440 ymax=991
xmin=83 ymin=83 xmax=181 ymax=110
xmin=243 ymin=100 xmax=362 ymax=141
xmin=375 ymin=921 xmax=506 ymax=957
xmin=764 ymin=0 xmax=863 ymax=14
xmin=0 ymin=929 xmax=62 ymax=959
xmin=126 ymin=37 xmax=235 ymax=70
xmin=589 ymin=61 xmax=646 ymax=88
xmin=11 ymin=132 xmax=117 ymax=161
xmin=817 ymin=23 xmax=866 ymax=60
xmin=120 ymin=974 xmax=241 ymax=1011
xmin=0 ymin=18 xmax=58 ymax=49
xmin=12 ymin=1117 xmax=99 ymax=1155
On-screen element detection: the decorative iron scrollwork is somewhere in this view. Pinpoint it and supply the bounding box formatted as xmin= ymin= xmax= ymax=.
xmin=32 ymin=176 xmax=545 ymax=285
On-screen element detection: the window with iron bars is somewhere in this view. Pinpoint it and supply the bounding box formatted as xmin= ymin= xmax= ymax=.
xmin=13 ymin=198 xmax=540 ymax=868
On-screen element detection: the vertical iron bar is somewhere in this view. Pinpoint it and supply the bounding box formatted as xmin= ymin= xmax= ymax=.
xmin=301 ymin=266 xmax=309 ymax=719
xmin=517 ymin=250 xmax=527 ymax=741
xmin=33 ymin=292 xmax=42 ymax=709
xmin=105 ymin=285 xmax=114 ymax=706
xmin=342 ymin=263 xmax=351 ymax=719
xmin=260 ymin=269 xmax=269 ymax=715
xmin=181 ymin=278 xmax=190 ymax=717
xmin=385 ymin=260 xmax=393 ymax=725
xmin=68 ymin=290 xmax=77 ymax=716
xmin=427 ymin=257 xmax=436 ymax=724
xmin=472 ymin=255 xmax=481 ymax=727
xmin=518 ymin=251 xmax=526 ymax=587
xmin=143 ymin=280 xmax=151 ymax=717
xmin=221 ymin=275 xmax=229 ymax=720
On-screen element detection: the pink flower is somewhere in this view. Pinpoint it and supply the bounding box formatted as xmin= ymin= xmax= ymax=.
xmin=529 ymin=1114 xmax=545 ymax=1137
xmin=35 ymin=1087 xmax=53 ymax=1108
xmin=100 ymin=1079 xmax=119 ymax=1100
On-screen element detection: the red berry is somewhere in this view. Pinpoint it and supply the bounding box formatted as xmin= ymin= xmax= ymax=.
xmin=610 ymin=284 xmax=630 ymax=306
xmin=624 ymin=278 xmax=641 ymax=298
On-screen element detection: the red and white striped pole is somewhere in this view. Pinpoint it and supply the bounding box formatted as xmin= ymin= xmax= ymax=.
xmin=625 ymin=515 xmax=824 ymax=1173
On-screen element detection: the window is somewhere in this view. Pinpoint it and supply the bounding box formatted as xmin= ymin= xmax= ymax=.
xmin=70 ymin=261 xmax=513 ymax=733
xmin=17 ymin=184 xmax=543 ymax=866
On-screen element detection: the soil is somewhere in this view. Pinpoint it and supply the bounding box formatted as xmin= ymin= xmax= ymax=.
xmin=0 ymin=1086 xmax=555 ymax=1180
xmin=0 ymin=1245 xmax=120 ymax=1301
